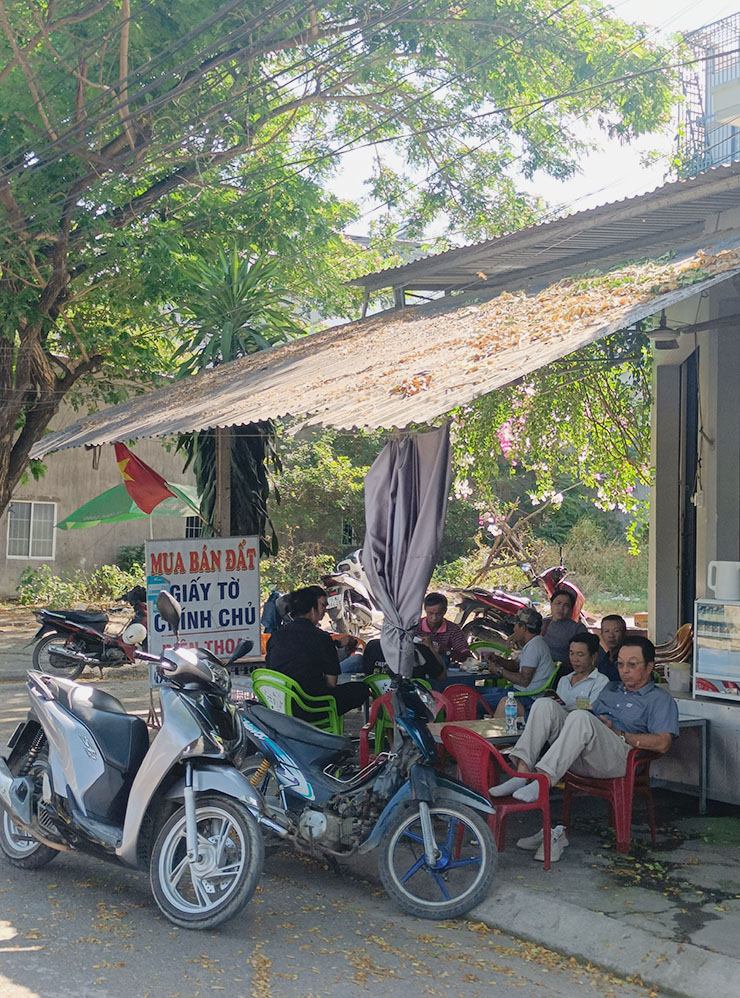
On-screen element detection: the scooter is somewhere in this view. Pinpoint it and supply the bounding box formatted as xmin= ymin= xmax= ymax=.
xmin=29 ymin=585 xmax=148 ymax=679
xmin=241 ymin=676 xmax=498 ymax=919
xmin=0 ymin=592 xmax=267 ymax=930
xmin=452 ymin=564 xmax=585 ymax=644
xmin=321 ymin=549 xmax=384 ymax=636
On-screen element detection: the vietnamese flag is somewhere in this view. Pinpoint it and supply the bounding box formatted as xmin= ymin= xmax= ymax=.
xmin=114 ymin=443 xmax=175 ymax=514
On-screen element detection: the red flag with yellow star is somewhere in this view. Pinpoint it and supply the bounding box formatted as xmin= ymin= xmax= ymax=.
xmin=114 ymin=443 xmax=175 ymax=514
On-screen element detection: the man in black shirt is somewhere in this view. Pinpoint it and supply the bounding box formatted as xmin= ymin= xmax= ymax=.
xmin=265 ymin=586 xmax=369 ymax=716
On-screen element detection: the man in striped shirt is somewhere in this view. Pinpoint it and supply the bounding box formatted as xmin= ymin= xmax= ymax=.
xmin=415 ymin=592 xmax=470 ymax=664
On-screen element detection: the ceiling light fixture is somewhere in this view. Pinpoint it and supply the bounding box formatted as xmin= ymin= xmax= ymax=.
xmin=645 ymin=310 xmax=679 ymax=350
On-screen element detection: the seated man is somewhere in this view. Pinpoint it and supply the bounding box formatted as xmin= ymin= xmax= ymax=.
xmin=415 ymin=592 xmax=470 ymax=665
xmin=597 ymin=614 xmax=627 ymax=682
xmin=490 ymin=636 xmax=679 ymax=856
xmin=549 ymin=632 xmax=609 ymax=710
xmin=482 ymin=608 xmax=553 ymax=716
xmin=265 ymin=585 xmax=369 ymax=716
xmin=541 ymin=588 xmax=587 ymax=666
xmin=361 ymin=636 xmax=446 ymax=683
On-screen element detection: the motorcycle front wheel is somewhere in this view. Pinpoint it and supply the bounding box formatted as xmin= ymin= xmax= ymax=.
xmin=150 ymin=793 xmax=264 ymax=930
xmin=31 ymin=633 xmax=85 ymax=679
xmin=378 ymin=803 xmax=497 ymax=919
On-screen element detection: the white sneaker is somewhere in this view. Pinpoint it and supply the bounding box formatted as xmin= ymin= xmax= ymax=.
xmin=534 ymin=825 xmax=569 ymax=863
xmin=516 ymin=828 xmax=544 ymax=851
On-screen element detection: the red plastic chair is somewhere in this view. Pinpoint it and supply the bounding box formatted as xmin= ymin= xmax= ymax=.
xmin=440 ymin=725 xmax=553 ymax=870
xmin=358 ymin=689 xmax=452 ymax=768
xmin=561 ymin=748 xmax=661 ymax=854
xmin=443 ymin=684 xmax=495 ymax=721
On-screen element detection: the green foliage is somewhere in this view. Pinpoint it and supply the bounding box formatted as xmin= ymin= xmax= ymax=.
xmin=541 ymin=519 xmax=648 ymax=609
xmin=452 ymin=328 xmax=652 ymax=551
xmin=259 ymin=545 xmax=336 ymax=602
xmin=116 ymin=545 xmax=145 ymax=572
xmin=16 ymin=564 xmax=145 ymax=608
xmin=269 ymin=430 xmax=371 ymax=553
xmin=431 ymin=519 xmax=647 ymax=617
xmin=1 ymin=0 xmax=679 ymax=519
xmin=172 ymin=249 xmax=304 ymax=377
xmin=174 ymin=246 xmax=295 ymax=555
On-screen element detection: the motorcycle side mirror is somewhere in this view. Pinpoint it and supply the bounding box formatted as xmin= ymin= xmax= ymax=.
xmin=156 ymin=591 xmax=182 ymax=642
xmin=225 ymin=638 xmax=253 ymax=667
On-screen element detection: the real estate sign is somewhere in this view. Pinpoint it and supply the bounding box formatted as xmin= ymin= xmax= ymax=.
xmin=145 ymin=537 xmax=260 ymax=672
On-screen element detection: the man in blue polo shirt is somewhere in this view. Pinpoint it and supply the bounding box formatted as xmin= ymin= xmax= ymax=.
xmin=491 ymin=635 xmax=678 ymax=806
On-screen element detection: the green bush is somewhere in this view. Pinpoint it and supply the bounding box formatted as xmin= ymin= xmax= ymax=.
xmin=16 ymin=563 xmax=145 ymax=608
xmin=259 ymin=543 xmax=336 ymax=602
xmin=116 ymin=544 xmax=145 ymax=572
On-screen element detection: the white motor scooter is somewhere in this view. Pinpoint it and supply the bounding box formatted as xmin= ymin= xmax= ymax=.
xmin=0 ymin=592 xmax=272 ymax=930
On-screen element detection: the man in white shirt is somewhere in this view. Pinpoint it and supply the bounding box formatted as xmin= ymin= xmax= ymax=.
xmin=482 ymin=607 xmax=553 ymax=716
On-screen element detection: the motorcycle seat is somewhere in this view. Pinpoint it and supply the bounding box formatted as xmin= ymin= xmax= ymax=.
xmin=45 ymin=676 xmax=149 ymax=774
xmin=48 ymin=610 xmax=108 ymax=627
xmin=244 ymin=702 xmax=352 ymax=755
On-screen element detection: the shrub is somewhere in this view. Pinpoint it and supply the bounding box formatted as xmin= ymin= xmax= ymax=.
xmin=116 ymin=544 xmax=145 ymax=572
xmin=16 ymin=563 xmax=145 ymax=608
xmin=259 ymin=543 xmax=336 ymax=602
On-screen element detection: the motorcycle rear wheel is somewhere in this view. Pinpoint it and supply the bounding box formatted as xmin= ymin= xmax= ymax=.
xmin=31 ymin=632 xmax=85 ymax=679
xmin=0 ymin=811 xmax=58 ymax=869
xmin=378 ymin=802 xmax=497 ymax=919
xmin=150 ymin=793 xmax=264 ymax=930
xmin=0 ymin=747 xmax=58 ymax=870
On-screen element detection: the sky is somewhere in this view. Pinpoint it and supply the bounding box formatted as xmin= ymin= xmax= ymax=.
xmin=333 ymin=0 xmax=740 ymax=238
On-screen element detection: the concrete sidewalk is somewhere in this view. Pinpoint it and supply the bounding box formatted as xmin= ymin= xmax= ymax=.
xmin=1 ymin=610 xmax=739 ymax=997
xmin=463 ymin=795 xmax=740 ymax=998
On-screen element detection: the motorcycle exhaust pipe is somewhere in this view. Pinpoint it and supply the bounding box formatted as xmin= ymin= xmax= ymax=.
xmin=47 ymin=644 xmax=101 ymax=669
xmin=0 ymin=758 xmax=33 ymax=826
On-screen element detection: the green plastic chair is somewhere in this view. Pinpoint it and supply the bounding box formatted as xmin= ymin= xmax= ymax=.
xmin=470 ymin=638 xmax=510 ymax=659
xmin=251 ymin=668 xmax=344 ymax=735
xmin=510 ymin=663 xmax=562 ymax=700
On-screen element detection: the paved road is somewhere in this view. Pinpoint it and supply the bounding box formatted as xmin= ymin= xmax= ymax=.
xmin=0 ymin=678 xmax=655 ymax=998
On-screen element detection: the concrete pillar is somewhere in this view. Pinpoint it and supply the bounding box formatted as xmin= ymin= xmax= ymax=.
xmin=650 ymin=364 xmax=682 ymax=642
xmin=694 ymin=285 xmax=740 ymax=595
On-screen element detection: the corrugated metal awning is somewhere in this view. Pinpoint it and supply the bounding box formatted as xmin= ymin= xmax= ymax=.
xmin=30 ymin=244 xmax=740 ymax=458
xmin=351 ymin=161 xmax=740 ymax=294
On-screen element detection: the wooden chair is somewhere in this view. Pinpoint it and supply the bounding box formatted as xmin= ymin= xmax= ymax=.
xmin=655 ymin=623 xmax=693 ymax=659
xmin=440 ymin=725 xmax=553 ymax=870
xmin=251 ymin=668 xmax=344 ymax=735
xmin=561 ymin=748 xmax=662 ymax=853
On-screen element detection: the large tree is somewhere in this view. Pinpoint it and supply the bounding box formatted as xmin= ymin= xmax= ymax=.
xmin=0 ymin=0 xmax=678 ymax=517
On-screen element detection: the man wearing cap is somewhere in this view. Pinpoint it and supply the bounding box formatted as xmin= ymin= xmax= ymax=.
xmin=482 ymin=607 xmax=553 ymax=715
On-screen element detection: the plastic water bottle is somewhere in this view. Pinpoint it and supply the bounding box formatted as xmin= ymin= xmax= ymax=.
xmin=505 ymin=692 xmax=518 ymax=734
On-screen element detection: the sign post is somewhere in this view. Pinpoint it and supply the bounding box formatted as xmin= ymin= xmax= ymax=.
xmin=145 ymin=535 xmax=260 ymax=687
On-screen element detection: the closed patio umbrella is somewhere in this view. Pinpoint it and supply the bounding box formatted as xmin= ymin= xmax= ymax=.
xmin=361 ymin=425 xmax=452 ymax=678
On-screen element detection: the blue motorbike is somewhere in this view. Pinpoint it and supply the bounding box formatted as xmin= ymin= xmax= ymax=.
xmin=241 ymin=677 xmax=497 ymax=919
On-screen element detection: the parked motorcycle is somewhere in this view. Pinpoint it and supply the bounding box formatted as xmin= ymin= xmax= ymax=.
xmin=30 ymin=585 xmax=149 ymax=679
xmin=241 ymin=676 xmax=497 ymax=919
xmin=321 ymin=550 xmax=384 ymax=637
xmin=0 ymin=592 xmax=266 ymax=930
xmin=452 ymin=563 xmax=585 ymax=645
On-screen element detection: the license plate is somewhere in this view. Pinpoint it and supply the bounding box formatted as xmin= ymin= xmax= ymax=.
xmin=326 ymin=593 xmax=342 ymax=609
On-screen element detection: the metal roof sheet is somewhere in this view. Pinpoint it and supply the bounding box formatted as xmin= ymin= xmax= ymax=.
xmin=351 ymin=161 xmax=740 ymax=293
xmin=30 ymin=244 xmax=740 ymax=458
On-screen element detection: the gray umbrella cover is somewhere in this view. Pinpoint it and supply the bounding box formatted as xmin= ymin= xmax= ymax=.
xmin=361 ymin=425 xmax=452 ymax=677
